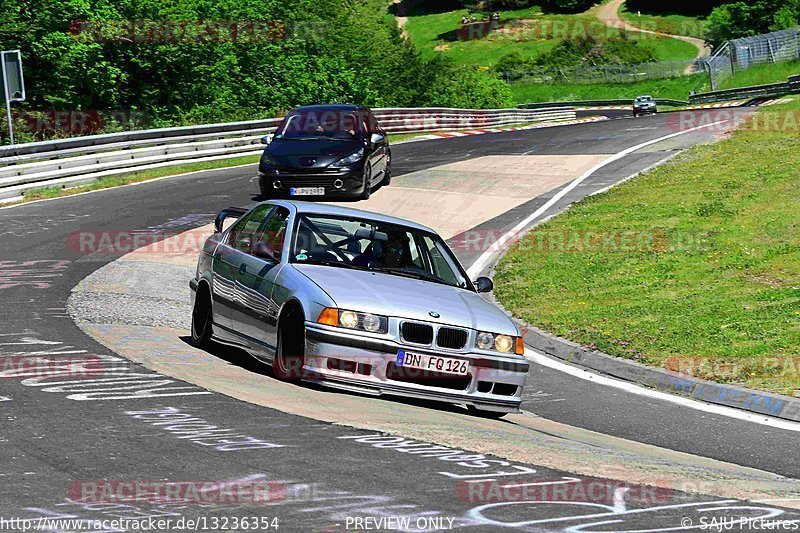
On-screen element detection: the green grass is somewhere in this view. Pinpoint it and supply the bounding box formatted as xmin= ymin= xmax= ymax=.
xmin=511 ymin=74 xmax=708 ymax=103
xmin=618 ymin=3 xmax=706 ymax=39
xmin=510 ymin=59 xmax=800 ymax=104
xmin=719 ymin=60 xmax=800 ymax=90
xmin=401 ymin=5 xmax=698 ymax=67
xmin=495 ymin=97 xmax=800 ymax=396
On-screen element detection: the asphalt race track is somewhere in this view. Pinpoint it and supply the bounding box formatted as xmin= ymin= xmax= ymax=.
xmin=2 ymin=110 xmax=799 ymax=532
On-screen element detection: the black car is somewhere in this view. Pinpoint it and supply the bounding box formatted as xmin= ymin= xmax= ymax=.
xmin=258 ymin=104 xmax=391 ymax=200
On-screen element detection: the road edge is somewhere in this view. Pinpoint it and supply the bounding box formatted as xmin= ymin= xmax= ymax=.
xmin=474 ymin=141 xmax=800 ymax=424
xmin=512 ymin=318 xmax=800 ymax=423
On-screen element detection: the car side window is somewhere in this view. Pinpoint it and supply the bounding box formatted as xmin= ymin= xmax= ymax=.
xmin=228 ymin=205 xmax=273 ymax=251
xmin=421 ymin=236 xmax=459 ymax=286
xmin=253 ymin=207 xmax=290 ymax=260
xmin=365 ymin=109 xmax=382 ymax=135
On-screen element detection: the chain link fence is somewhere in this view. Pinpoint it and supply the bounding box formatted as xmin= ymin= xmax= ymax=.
xmin=505 ymin=26 xmax=800 ymax=91
xmin=705 ymin=27 xmax=800 ymax=90
xmin=505 ymin=59 xmax=702 ymax=86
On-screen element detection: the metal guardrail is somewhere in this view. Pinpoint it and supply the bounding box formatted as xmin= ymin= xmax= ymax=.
xmin=0 ymin=106 xmax=576 ymax=202
xmin=689 ymin=80 xmax=799 ymax=104
xmin=519 ymin=99 xmax=689 ymax=109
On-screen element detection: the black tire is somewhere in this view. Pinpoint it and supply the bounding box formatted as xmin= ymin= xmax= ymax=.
xmin=190 ymin=284 xmax=213 ymax=348
xmin=467 ymin=405 xmax=507 ymax=419
xmin=272 ymin=307 xmax=305 ymax=382
xmin=382 ymin=153 xmax=392 ymax=186
xmin=360 ymin=163 xmax=372 ymax=200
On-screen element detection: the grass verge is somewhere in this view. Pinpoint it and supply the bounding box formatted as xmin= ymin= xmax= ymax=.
xmin=495 ymin=97 xmax=800 ymax=397
xmin=401 ymin=5 xmax=698 ymax=66
xmin=511 ymin=59 xmax=800 ymax=104
xmin=618 ymin=4 xmax=706 ymax=39
xmin=511 ymin=74 xmax=707 ymax=103
xmin=718 ymin=60 xmax=800 ymax=91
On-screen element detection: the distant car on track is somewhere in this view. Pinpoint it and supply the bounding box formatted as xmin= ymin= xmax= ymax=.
xmin=190 ymin=200 xmax=529 ymax=417
xmin=633 ymin=95 xmax=658 ymax=117
xmin=258 ymin=104 xmax=391 ymax=200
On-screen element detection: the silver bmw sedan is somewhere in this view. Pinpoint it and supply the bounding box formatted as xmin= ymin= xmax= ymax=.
xmin=190 ymin=200 xmax=528 ymax=417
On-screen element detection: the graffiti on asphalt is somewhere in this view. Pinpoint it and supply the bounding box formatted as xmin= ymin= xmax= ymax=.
xmin=125 ymin=407 xmax=284 ymax=451
xmin=0 ymin=331 xmax=212 ymax=400
xmin=0 ymin=260 xmax=70 ymax=290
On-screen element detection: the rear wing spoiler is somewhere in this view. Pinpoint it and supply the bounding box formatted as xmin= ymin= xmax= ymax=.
xmin=214 ymin=207 xmax=248 ymax=233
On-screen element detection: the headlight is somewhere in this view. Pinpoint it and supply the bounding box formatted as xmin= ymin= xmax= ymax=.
xmin=261 ymin=152 xmax=280 ymax=167
xmin=317 ymin=307 xmax=388 ymax=334
xmin=329 ymin=148 xmax=364 ymax=168
xmin=476 ymin=332 xmax=494 ymax=350
xmin=476 ymin=331 xmax=524 ymax=355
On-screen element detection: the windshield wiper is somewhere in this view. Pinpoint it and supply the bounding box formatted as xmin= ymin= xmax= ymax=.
xmin=372 ymin=267 xmax=454 ymax=287
xmin=299 ymin=258 xmax=368 ymax=271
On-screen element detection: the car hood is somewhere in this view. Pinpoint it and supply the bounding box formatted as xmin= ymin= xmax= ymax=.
xmin=293 ymin=264 xmax=518 ymax=335
xmin=265 ymin=138 xmax=364 ymax=168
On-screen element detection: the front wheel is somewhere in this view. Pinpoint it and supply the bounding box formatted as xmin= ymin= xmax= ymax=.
xmin=190 ymin=285 xmax=213 ymax=348
xmin=382 ymin=153 xmax=392 ymax=186
xmin=360 ymin=163 xmax=372 ymax=200
xmin=272 ymin=312 xmax=306 ymax=382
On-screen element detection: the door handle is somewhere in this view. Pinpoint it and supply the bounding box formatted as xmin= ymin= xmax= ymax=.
xmin=239 ymin=264 xmax=247 ymax=274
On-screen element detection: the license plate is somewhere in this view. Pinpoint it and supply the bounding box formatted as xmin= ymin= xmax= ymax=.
xmin=396 ymin=350 xmax=469 ymax=376
xmin=290 ymin=187 xmax=324 ymax=196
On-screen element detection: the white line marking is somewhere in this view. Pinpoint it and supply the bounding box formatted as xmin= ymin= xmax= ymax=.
xmin=464 ymin=114 xmax=800 ymax=431
xmin=523 ymin=347 xmax=800 ymax=432
xmin=466 ymin=119 xmax=729 ymax=278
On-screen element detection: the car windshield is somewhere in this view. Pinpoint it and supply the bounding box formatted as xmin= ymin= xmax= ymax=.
xmin=291 ymin=214 xmax=472 ymax=290
xmin=275 ymin=110 xmax=363 ymax=140
xmin=635 ymin=97 xmax=653 ymax=102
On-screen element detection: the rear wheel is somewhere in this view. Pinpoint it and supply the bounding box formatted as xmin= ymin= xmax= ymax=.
xmin=273 ymin=306 xmax=306 ymax=382
xmin=360 ymin=163 xmax=372 ymax=200
xmin=190 ymin=284 xmax=213 ymax=348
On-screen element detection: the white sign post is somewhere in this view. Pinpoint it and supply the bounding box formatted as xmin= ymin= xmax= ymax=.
xmin=1 ymin=50 xmax=26 ymax=145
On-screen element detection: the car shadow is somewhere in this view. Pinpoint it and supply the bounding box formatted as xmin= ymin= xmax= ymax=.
xmin=251 ymin=181 xmax=390 ymax=204
xmin=178 ymin=335 xmax=513 ymax=422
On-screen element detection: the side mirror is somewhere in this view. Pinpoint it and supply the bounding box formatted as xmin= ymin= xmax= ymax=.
xmin=474 ymin=276 xmax=494 ymax=293
xmin=370 ymin=133 xmax=385 ymax=145
xmin=260 ymin=134 xmax=274 ymax=145
xmin=251 ymin=241 xmax=278 ymax=262
xmin=214 ymin=207 xmax=248 ymax=233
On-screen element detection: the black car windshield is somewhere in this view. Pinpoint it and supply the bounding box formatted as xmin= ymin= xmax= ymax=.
xmin=291 ymin=214 xmax=472 ymax=290
xmin=275 ymin=110 xmax=363 ymax=140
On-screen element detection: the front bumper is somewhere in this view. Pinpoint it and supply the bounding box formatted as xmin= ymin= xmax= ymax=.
xmin=303 ymin=324 xmax=528 ymax=413
xmin=259 ymin=168 xmax=365 ymax=198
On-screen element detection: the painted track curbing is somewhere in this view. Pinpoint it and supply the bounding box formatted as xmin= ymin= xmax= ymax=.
xmin=514 ymin=321 xmax=800 ymax=423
